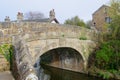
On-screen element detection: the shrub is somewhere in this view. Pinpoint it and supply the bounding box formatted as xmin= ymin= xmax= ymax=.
xmin=95 ymin=40 xmax=120 ymax=70
xmin=0 ymin=44 xmax=13 ymax=64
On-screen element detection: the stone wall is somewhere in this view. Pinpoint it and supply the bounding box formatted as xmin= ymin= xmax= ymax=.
xmin=0 ymin=22 xmax=98 ymax=44
xmin=0 ymin=54 xmax=10 ymax=72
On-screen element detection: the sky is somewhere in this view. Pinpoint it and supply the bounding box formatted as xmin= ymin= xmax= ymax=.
xmin=0 ymin=0 xmax=110 ymax=23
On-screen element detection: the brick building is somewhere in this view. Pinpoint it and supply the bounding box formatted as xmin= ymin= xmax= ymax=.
xmin=92 ymin=5 xmax=111 ymax=32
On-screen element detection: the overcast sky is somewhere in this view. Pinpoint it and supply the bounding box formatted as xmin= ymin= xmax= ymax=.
xmin=0 ymin=0 xmax=110 ymax=23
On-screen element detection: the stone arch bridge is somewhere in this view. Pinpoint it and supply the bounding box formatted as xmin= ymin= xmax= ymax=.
xmin=0 ymin=22 xmax=98 ymax=80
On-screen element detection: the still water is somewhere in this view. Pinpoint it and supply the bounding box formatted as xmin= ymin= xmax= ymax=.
xmin=41 ymin=64 xmax=104 ymax=80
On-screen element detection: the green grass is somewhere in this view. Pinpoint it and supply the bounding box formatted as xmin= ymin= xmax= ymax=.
xmin=79 ymin=36 xmax=87 ymax=40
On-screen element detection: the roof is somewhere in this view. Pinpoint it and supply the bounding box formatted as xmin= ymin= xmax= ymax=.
xmin=12 ymin=18 xmax=60 ymax=23
xmin=23 ymin=18 xmax=50 ymax=22
xmin=92 ymin=5 xmax=110 ymax=15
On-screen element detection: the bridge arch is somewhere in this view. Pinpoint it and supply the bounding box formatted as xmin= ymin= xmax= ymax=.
xmin=33 ymin=47 xmax=86 ymax=79
xmin=33 ymin=39 xmax=87 ymax=65
xmin=41 ymin=47 xmax=84 ymax=62
xmin=34 ymin=46 xmax=85 ymax=62
xmin=35 ymin=47 xmax=85 ymax=72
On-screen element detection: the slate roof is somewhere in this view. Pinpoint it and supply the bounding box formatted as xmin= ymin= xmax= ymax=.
xmin=22 ymin=18 xmax=50 ymax=22
xmin=12 ymin=18 xmax=59 ymax=23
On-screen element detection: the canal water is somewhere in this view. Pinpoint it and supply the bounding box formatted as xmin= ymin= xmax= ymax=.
xmin=40 ymin=64 xmax=104 ymax=80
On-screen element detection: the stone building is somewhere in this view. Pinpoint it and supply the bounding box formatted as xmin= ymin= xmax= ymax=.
xmin=3 ymin=10 xmax=59 ymax=24
xmin=22 ymin=9 xmax=59 ymax=24
xmin=92 ymin=5 xmax=111 ymax=32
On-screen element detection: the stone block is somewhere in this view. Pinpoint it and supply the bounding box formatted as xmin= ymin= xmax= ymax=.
xmin=0 ymin=30 xmax=3 ymax=37
xmin=4 ymin=37 xmax=12 ymax=43
xmin=0 ymin=37 xmax=4 ymax=43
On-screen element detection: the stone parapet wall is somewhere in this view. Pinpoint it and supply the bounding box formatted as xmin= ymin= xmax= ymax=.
xmin=0 ymin=22 xmax=19 ymax=44
xmin=0 ymin=22 xmax=98 ymax=44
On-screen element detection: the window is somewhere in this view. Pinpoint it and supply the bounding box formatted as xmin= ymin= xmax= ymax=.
xmin=104 ymin=7 xmax=107 ymax=14
xmin=105 ymin=17 xmax=112 ymax=23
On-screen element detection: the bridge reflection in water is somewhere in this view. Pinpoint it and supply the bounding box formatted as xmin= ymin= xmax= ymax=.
xmin=34 ymin=47 xmax=102 ymax=80
xmin=41 ymin=64 xmax=102 ymax=80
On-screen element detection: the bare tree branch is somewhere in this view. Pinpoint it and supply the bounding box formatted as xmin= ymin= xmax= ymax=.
xmin=25 ymin=11 xmax=45 ymax=20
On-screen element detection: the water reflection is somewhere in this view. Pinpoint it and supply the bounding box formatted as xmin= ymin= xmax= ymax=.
xmin=41 ymin=64 xmax=103 ymax=80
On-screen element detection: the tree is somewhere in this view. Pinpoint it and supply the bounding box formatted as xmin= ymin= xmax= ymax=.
xmin=94 ymin=0 xmax=120 ymax=71
xmin=108 ymin=0 xmax=120 ymax=40
xmin=64 ymin=16 xmax=86 ymax=27
xmin=25 ymin=11 xmax=45 ymax=20
xmin=86 ymin=20 xmax=93 ymax=29
xmin=109 ymin=0 xmax=120 ymax=17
